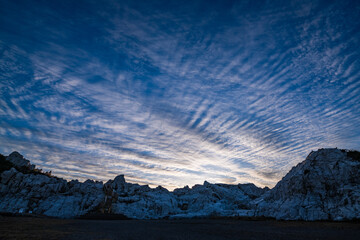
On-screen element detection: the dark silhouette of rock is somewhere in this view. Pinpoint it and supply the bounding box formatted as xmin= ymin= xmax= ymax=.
xmin=6 ymin=151 xmax=35 ymax=170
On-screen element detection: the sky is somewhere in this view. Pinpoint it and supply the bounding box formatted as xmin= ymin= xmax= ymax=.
xmin=0 ymin=0 xmax=359 ymax=189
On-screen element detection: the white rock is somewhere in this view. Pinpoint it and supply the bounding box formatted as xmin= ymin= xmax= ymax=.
xmin=1 ymin=148 xmax=359 ymax=220
xmin=254 ymin=148 xmax=360 ymax=220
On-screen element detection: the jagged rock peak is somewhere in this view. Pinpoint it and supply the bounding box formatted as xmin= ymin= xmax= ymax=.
xmin=6 ymin=151 xmax=35 ymax=170
xmin=8 ymin=151 xmax=22 ymax=158
xmin=112 ymin=174 xmax=126 ymax=188
xmin=114 ymin=174 xmax=126 ymax=183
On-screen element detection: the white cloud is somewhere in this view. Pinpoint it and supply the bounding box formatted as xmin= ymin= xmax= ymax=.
xmin=0 ymin=0 xmax=359 ymax=189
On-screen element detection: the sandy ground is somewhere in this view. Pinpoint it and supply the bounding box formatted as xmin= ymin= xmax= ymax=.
xmin=0 ymin=216 xmax=359 ymax=240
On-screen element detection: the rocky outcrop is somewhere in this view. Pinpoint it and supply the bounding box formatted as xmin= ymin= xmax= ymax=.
xmin=253 ymin=148 xmax=360 ymax=221
xmin=6 ymin=151 xmax=35 ymax=170
xmin=0 ymin=152 xmax=266 ymax=219
xmin=171 ymin=181 xmax=268 ymax=218
xmin=0 ymin=166 xmax=104 ymax=218
xmin=0 ymin=149 xmax=359 ymax=220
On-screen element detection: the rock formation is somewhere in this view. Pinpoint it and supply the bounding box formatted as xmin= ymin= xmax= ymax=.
xmin=6 ymin=151 xmax=35 ymax=170
xmin=0 ymin=148 xmax=359 ymax=220
xmin=253 ymin=148 xmax=360 ymax=221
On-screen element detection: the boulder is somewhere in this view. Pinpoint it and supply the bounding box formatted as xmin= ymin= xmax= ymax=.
xmin=1 ymin=168 xmax=18 ymax=185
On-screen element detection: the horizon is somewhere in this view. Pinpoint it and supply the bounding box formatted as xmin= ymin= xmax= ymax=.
xmin=2 ymin=147 xmax=358 ymax=191
xmin=1 ymin=150 xmax=270 ymax=190
xmin=0 ymin=0 xmax=359 ymax=190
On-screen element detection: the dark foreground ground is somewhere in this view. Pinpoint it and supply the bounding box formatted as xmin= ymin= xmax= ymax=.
xmin=0 ymin=215 xmax=360 ymax=240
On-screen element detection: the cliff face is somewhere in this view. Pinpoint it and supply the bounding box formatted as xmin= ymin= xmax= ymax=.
xmin=0 ymin=148 xmax=359 ymax=220
xmin=254 ymin=148 xmax=360 ymax=220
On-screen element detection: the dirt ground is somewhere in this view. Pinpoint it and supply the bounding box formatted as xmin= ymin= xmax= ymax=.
xmin=0 ymin=215 xmax=359 ymax=240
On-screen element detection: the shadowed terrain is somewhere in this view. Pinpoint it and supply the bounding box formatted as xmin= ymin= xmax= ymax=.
xmin=0 ymin=216 xmax=360 ymax=240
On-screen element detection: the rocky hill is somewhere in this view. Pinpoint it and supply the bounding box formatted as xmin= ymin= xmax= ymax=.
xmin=253 ymin=148 xmax=360 ymax=221
xmin=0 ymin=148 xmax=359 ymax=220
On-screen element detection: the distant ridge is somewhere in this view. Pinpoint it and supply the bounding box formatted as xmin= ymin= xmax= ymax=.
xmin=1 ymin=148 xmax=359 ymax=220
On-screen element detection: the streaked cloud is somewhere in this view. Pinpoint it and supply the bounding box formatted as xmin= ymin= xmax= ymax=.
xmin=0 ymin=0 xmax=359 ymax=189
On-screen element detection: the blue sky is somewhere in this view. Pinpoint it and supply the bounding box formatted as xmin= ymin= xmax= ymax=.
xmin=0 ymin=0 xmax=359 ymax=189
